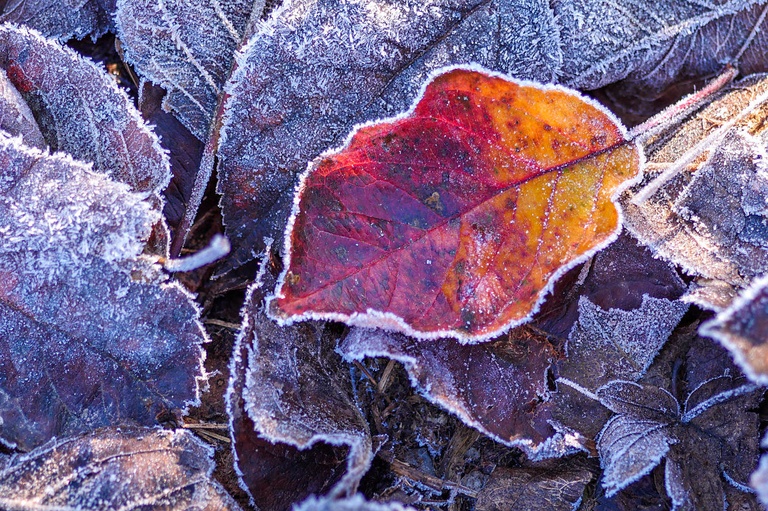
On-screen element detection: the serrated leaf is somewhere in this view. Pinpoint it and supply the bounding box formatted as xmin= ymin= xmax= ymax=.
xmin=0 ymin=23 xmax=170 ymax=203
xmin=339 ymin=326 xmax=564 ymax=459
xmin=595 ymin=335 xmax=762 ymax=509
xmin=216 ymin=0 xmax=562 ymax=273
xmin=270 ymin=67 xmax=640 ymax=341
xmin=551 ymin=295 xmax=687 ymax=453
xmin=226 ymin=260 xmax=371 ymax=509
xmin=0 ymin=136 xmax=206 ymax=451
xmin=0 ymin=0 xmax=115 ymax=40
xmin=597 ymin=414 xmax=673 ymax=498
xmin=561 ymin=296 xmax=688 ymax=387
xmin=701 ymin=274 xmax=768 ymax=385
xmin=622 ymin=74 xmax=768 ymax=310
xmin=0 ymin=427 xmax=240 ymax=510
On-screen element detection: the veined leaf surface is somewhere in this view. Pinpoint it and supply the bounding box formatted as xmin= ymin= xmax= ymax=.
xmin=272 ymin=67 xmax=641 ymax=341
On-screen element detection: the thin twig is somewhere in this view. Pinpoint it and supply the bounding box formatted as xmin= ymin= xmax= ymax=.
xmin=203 ymin=318 xmax=242 ymax=330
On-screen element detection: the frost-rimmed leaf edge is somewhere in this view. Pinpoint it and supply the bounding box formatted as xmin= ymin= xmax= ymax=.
xmin=700 ymin=273 xmax=768 ymax=385
xmin=340 ymin=327 xmax=586 ymax=460
xmin=267 ymin=63 xmax=644 ymax=343
xmin=226 ymin=251 xmax=372 ymax=508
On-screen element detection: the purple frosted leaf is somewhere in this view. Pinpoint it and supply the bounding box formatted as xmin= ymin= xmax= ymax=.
xmin=0 ymin=136 xmax=206 ymax=451
xmin=0 ymin=0 xmax=115 ymax=40
xmin=534 ymin=232 xmax=686 ymax=340
xmin=551 ymin=295 xmax=686 ymax=449
xmin=561 ymin=296 xmax=688 ymax=388
xmin=0 ymin=427 xmax=240 ymax=510
xmin=115 ymin=0 xmax=264 ymax=252
xmin=226 ymin=263 xmax=371 ymax=508
xmin=0 ymin=23 xmax=170 ymax=204
xmin=216 ymin=0 xmax=561 ymax=273
xmin=597 ymin=381 xmax=679 ymax=420
xmin=115 ymin=0 xmax=262 ymax=141
xmin=139 ymin=82 xmax=204 ymax=233
xmin=339 ymin=327 xmax=568 ymax=460
xmin=558 ymin=0 xmax=768 ymax=97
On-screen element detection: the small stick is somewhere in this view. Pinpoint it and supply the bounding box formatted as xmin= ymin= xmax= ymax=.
xmin=377 ymin=359 xmax=397 ymax=393
xmin=353 ymin=361 xmax=379 ymax=387
xmin=378 ymin=452 xmax=479 ymax=498
xmin=203 ymin=318 xmax=242 ymax=330
xmin=627 ymin=65 xmax=738 ymax=144
xmin=182 ymin=422 xmax=229 ymax=430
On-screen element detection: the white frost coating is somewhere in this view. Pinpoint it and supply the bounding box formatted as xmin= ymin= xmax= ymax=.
xmin=0 ymin=135 xmax=155 ymax=277
xmin=563 ymin=295 xmax=689 ymax=385
xmin=268 ymin=62 xmax=644 ymax=344
xmin=0 ymin=0 xmax=114 ymax=41
xmin=557 ymin=0 xmax=768 ymax=90
xmin=115 ymin=0 xmax=262 ymax=140
xmin=228 ymin=242 xmax=372 ymax=505
xmin=681 ymin=383 xmax=759 ymax=423
xmin=225 ymin=294 xmax=258 ymax=509
xmin=0 ymin=427 xmax=241 ymax=510
xmin=0 ymin=23 xmax=172 ymax=203
xmin=700 ymin=274 xmax=768 ymax=384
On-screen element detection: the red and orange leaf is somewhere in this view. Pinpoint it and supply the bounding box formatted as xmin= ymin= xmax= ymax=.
xmin=271 ymin=66 xmax=641 ymax=341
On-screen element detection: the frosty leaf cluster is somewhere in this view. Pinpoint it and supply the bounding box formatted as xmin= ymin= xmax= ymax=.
xmin=1 ymin=0 xmax=768 ymax=510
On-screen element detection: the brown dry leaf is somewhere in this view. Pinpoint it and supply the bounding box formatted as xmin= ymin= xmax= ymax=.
xmin=621 ymin=73 xmax=768 ymax=310
xmin=0 ymin=427 xmax=240 ymax=510
xmin=226 ymin=255 xmax=372 ymax=509
xmin=474 ymin=461 xmax=594 ymax=511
